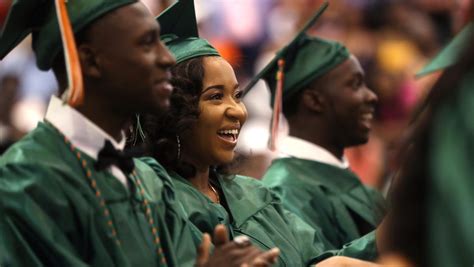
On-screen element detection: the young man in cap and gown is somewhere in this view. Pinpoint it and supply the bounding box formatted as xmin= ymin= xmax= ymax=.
xmin=245 ymin=3 xmax=386 ymax=260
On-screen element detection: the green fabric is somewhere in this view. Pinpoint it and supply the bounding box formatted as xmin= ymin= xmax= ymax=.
xmin=0 ymin=0 xmax=136 ymax=70
xmin=428 ymin=68 xmax=474 ymax=266
xmin=157 ymin=0 xmax=220 ymax=64
xmin=262 ymin=158 xmax=385 ymax=251
xmin=161 ymin=35 xmax=220 ymax=64
xmin=0 ymin=122 xmax=199 ymax=266
xmin=155 ymin=170 xmax=379 ymax=266
xmin=243 ymin=1 xmax=330 ymax=99
xmin=256 ymin=36 xmax=350 ymax=104
xmin=416 ymin=21 xmax=473 ymax=77
xmin=242 ymin=1 xmax=346 ymax=104
xmin=157 ymin=0 xmax=198 ymax=40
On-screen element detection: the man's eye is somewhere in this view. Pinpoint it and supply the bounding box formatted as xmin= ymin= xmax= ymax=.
xmin=145 ymin=37 xmax=154 ymax=44
xmin=142 ymin=33 xmax=157 ymax=46
xmin=351 ymin=79 xmax=363 ymax=89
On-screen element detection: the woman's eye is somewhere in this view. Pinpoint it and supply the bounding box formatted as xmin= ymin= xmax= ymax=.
xmin=210 ymin=93 xmax=223 ymax=100
xmin=234 ymin=90 xmax=243 ymax=100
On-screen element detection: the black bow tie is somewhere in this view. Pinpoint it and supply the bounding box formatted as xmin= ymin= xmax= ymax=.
xmin=94 ymin=140 xmax=143 ymax=175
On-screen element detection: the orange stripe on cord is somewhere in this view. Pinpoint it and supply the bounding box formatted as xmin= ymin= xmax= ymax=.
xmin=55 ymin=0 xmax=84 ymax=107
xmin=270 ymin=59 xmax=285 ymax=151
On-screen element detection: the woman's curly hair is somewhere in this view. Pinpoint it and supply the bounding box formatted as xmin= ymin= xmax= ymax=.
xmin=140 ymin=56 xmax=205 ymax=178
xmin=132 ymin=55 xmax=244 ymax=178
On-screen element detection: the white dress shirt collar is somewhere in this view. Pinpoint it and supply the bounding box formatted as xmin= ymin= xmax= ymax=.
xmin=44 ymin=96 xmax=128 ymax=186
xmin=278 ymin=135 xmax=349 ymax=169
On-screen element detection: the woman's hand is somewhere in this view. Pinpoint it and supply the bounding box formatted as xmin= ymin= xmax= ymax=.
xmin=196 ymin=224 xmax=280 ymax=267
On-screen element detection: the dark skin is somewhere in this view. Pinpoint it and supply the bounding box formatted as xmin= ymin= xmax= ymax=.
xmin=54 ymin=2 xmax=175 ymax=142
xmin=197 ymin=224 xmax=279 ymax=267
xmin=286 ymin=55 xmax=378 ymax=160
xmin=284 ymin=55 xmax=385 ymax=267
xmin=176 ymin=57 xmax=278 ymax=267
xmin=180 ymin=57 xmax=247 ymax=203
xmin=53 ymin=3 xmax=277 ymax=266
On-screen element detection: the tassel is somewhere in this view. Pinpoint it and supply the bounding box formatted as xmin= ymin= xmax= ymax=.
xmin=55 ymin=0 xmax=84 ymax=107
xmin=269 ymin=59 xmax=285 ymax=151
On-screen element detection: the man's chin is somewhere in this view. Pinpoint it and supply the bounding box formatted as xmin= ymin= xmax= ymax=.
xmin=346 ymin=135 xmax=370 ymax=148
xmin=137 ymin=100 xmax=170 ymax=116
xmin=154 ymin=99 xmax=171 ymax=114
xmin=356 ymin=136 xmax=370 ymax=146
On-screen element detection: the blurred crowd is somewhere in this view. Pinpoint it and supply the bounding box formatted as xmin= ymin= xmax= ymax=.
xmin=0 ymin=0 xmax=471 ymax=191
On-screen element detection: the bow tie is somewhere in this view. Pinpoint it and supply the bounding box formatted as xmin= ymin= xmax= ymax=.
xmin=94 ymin=140 xmax=143 ymax=175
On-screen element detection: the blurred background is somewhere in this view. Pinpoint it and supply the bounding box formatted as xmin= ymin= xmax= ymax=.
xmin=0 ymin=0 xmax=472 ymax=191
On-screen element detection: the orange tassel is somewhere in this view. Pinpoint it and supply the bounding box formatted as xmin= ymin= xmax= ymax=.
xmin=55 ymin=0 xmax=84 ymax=107
xmin=270 ymin=59 xmax=285 ymax=151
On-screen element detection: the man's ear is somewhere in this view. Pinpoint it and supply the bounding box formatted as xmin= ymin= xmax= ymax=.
xmin=78 ymin=44 xmax=101 ymax=78
xmin=302 ymin=89 xmax=325 ymax=113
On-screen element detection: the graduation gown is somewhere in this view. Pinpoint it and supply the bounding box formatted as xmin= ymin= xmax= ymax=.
xmin=427 ymin=68 xmax=474 ymax=267
xmin=0 ymin=122 xmax=198 ymax=267
xmin=156 ymin=169 xmax=379 ymax=266
xmin=263 ymin=158 xmax=386 ymax=250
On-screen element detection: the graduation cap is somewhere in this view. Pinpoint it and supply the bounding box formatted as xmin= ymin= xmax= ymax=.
xmin=243 ymin=1 xmax=350 ymax=150
xmin=416 ymin=21 xmax=473 ymax=77
xmin=0 ymin=0 xmax=136 ymax=107
xmin=156 ymin=0 xmax=220 ymax=64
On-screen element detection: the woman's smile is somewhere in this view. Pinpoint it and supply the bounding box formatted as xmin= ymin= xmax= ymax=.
xmin=216 ymin=127 xmax=240 ymax=146
xmin=183 ymin=56 xmax=247 ymax=166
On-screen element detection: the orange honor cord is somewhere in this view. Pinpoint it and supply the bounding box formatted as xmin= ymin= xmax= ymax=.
xmin=270 ymin=59 xmax=285 ymax=151
xmin=55 ymin=0 xmax=84 ymax=107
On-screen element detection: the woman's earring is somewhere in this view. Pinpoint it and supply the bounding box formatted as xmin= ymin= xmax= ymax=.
xmin=176 ymin=135 xmax=181 ymax=160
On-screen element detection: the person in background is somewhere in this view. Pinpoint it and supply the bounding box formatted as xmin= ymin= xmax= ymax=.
xmin=241 ymin=8 xmax=386 ymax=255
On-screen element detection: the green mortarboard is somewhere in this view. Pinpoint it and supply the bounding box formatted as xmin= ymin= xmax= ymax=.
xmin=244 ymin=1 xmax=350 ymax=104
xmin=242 ymin=1 xmax=349 ymax=150
xmin=157 ymin=0 xmax=219 ymax=64
xmin=0 ymin=0 xmax=136 ymax=71
xmin=416 ymin=21 xmax=473 ymax=77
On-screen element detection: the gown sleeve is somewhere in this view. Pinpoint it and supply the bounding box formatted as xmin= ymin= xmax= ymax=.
xmin=139 ymin=157 xmax=203 ymax=267
xmin=0 ymin=163 xmax=95 ymax=267
xmin=271 ymin=191 xmax=379 ymax=264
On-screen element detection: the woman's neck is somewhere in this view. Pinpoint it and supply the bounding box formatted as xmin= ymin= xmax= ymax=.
xmin=186 ymin=163 xmax=220 ymax=203
xmin=188 ymin=164 xmax=210 ymax=192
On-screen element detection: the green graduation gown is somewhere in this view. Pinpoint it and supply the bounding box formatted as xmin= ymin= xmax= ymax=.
xmin=427 ymin=68 xmax=474 ymax=267
xmin=152 ymin=169 xmax=379 ymax=266
xmin=0 ymin=122 xmax=198 ymax=266
xmin=263 ymin=158 xmax=386 ymax=251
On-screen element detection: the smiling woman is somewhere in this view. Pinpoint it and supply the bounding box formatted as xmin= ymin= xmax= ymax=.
xmin=140 ymin=45 xmax=325 ymax=266
xmin=182 ymin=56 xmax=246 ymax=168
xmin=142 ymin=54 xmax=245 ymax=181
